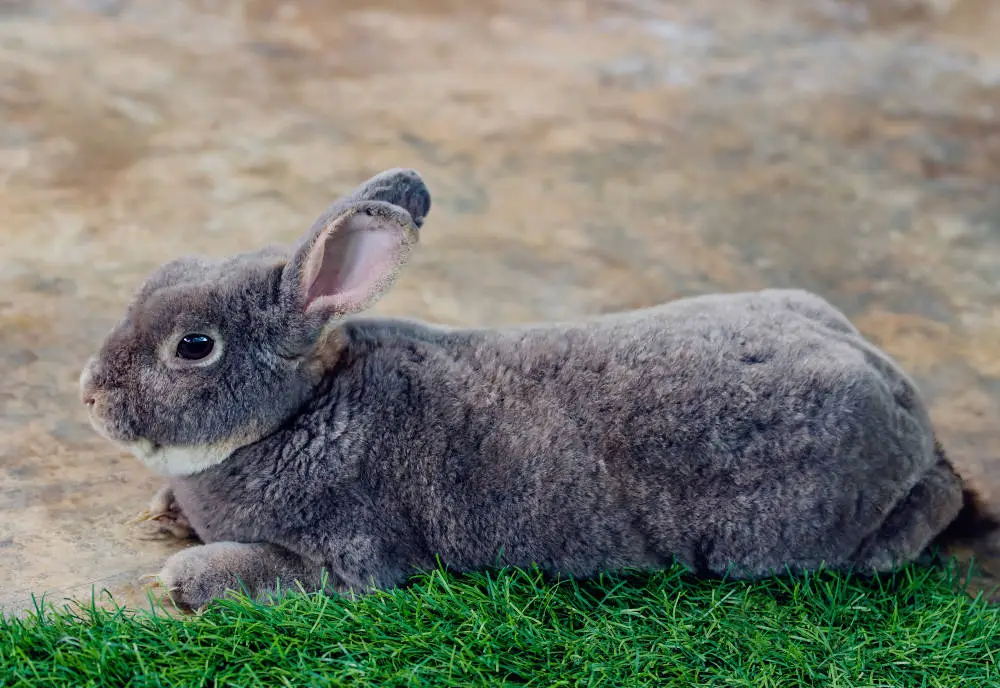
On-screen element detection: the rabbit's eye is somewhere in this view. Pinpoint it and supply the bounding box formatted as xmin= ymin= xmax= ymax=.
xmin=176 ymin=334 xmax=215 ymax=360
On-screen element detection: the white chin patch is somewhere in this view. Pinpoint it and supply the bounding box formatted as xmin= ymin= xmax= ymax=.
xmin=126 ymin=438 xmax=236 ymax=477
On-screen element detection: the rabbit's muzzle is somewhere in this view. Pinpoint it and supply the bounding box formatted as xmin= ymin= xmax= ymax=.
xmin=80 ymin=358 xmax=98 ymax=406
xmin=79 ymin=358 xmax=130 ymax=443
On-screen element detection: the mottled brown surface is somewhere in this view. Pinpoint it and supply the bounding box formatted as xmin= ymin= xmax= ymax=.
xmin=1 ymin=0 xmax=999 ymax=614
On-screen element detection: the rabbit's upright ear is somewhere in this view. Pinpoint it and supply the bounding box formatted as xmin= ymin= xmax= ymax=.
xmin=282 ymin=201 xmax=419 ymax=319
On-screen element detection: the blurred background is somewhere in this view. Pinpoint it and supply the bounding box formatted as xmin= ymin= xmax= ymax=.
xmin=1 ymin=0 xmax=998 ymax=612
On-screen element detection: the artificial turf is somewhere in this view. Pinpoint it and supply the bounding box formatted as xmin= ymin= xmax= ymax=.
xmin=1 ymin=563 xmax=997 ymax=687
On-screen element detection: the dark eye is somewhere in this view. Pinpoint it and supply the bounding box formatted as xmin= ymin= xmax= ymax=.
xmin=176 ymin=334 xmax=215 ymax=361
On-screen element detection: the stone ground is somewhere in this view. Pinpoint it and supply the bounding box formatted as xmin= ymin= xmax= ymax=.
xmin=1 ymin=0 xmax=999 ymax=614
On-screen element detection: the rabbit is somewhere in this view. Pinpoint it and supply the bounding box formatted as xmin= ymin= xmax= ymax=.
xmin=80 ymin=168 xmax=997 ymax=611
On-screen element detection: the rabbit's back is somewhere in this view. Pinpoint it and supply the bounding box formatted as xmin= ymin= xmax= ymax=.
xmin=447 ymin=288 xmax=935 ymax=480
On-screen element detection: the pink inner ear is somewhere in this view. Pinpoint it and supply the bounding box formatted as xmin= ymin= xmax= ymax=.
xmin=302 ymin=218 xmax=403 ymax=316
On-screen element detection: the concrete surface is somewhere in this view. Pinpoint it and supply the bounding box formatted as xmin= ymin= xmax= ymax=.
xmin=1 ymin=0 xmax=999 ymax=613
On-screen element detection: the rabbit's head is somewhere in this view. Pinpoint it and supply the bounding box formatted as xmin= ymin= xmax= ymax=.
xmin=80 ymin=169 xmax=430 ymax=476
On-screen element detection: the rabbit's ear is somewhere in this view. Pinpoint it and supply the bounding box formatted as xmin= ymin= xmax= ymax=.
xmin=284 ymin=200 xmax=418 ymax=319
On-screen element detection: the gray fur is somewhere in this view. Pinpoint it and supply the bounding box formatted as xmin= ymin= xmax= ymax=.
xmin=81 ymin=168 xmax=967 ymax=610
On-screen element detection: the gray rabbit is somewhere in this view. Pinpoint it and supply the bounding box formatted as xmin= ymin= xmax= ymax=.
xmin=80 ymin=168 xmax=996 ymax=610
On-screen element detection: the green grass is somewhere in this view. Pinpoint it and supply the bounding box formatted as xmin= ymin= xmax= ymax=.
xmin=1 ymin=564 xmax=998 ymax=688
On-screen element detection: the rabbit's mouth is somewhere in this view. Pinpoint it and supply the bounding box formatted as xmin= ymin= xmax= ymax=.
xmin=80 ymin=362 xmax=140 ymax=444
xmin=84 ymin=403 xmax=126 ymax=444
xmin=87 ymin=413 xmax=112 ymax=442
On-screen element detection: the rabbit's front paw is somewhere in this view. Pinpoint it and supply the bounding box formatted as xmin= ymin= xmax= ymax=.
xmin=156 ymin=543 xmax=247 ymax=611
xmin=132 ymin=485 xmax=194 ymax=540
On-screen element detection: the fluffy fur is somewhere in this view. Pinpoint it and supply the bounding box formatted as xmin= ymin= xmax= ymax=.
xmin=80 ymin=168 xmax=994 ymax=610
